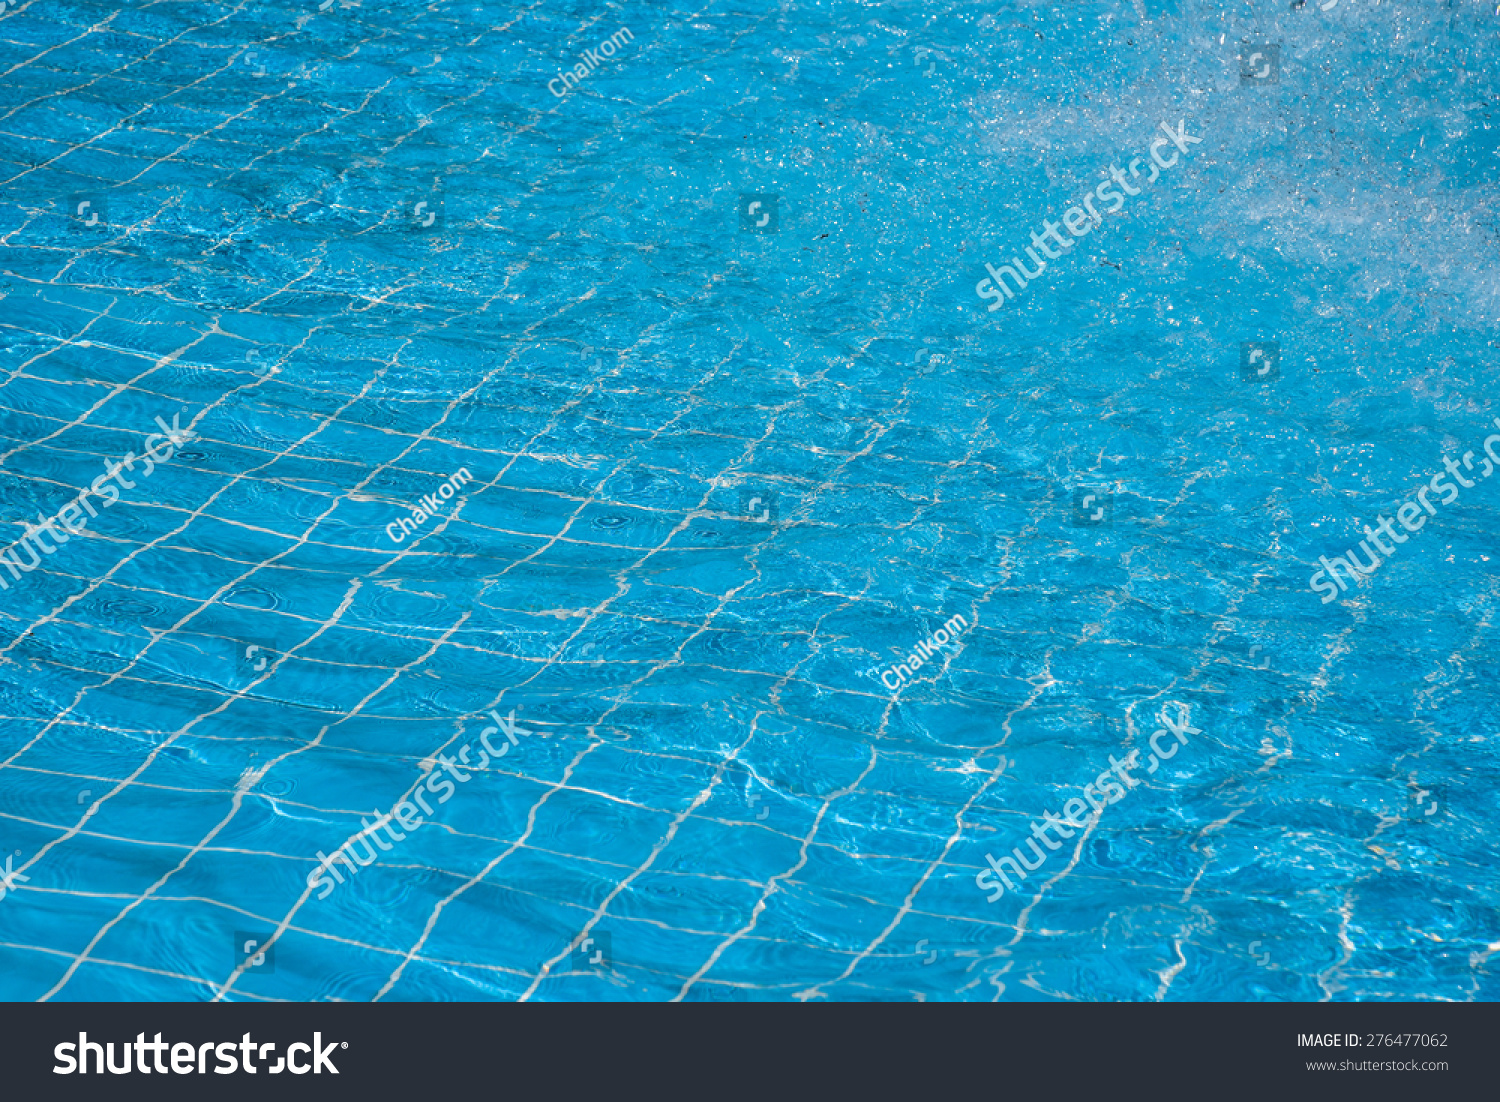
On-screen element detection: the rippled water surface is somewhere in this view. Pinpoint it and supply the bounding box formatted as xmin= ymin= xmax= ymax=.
xmin=0 ymin=0 xmax=1496 ymax=1002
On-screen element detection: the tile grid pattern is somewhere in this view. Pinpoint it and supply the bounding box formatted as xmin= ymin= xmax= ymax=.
xmin=0 ymin=0 xmax=1494 ymax=1002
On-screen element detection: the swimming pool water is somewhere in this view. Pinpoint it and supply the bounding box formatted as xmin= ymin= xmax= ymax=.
xmin=0 ymin=0 xmax=1497 ymax=1002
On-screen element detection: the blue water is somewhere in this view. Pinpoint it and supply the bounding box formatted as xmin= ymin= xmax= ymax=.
xmin=0 ymin=0 xmax=1496 ymax=1002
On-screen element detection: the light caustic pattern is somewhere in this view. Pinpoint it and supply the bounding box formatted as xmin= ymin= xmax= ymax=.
xmin=0 ymin=0 xmax=1496 ymax=1003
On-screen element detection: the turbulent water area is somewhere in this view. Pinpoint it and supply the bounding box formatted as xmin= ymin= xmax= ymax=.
xmin=0 ymin=0 xmax=1495 ymax=1002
